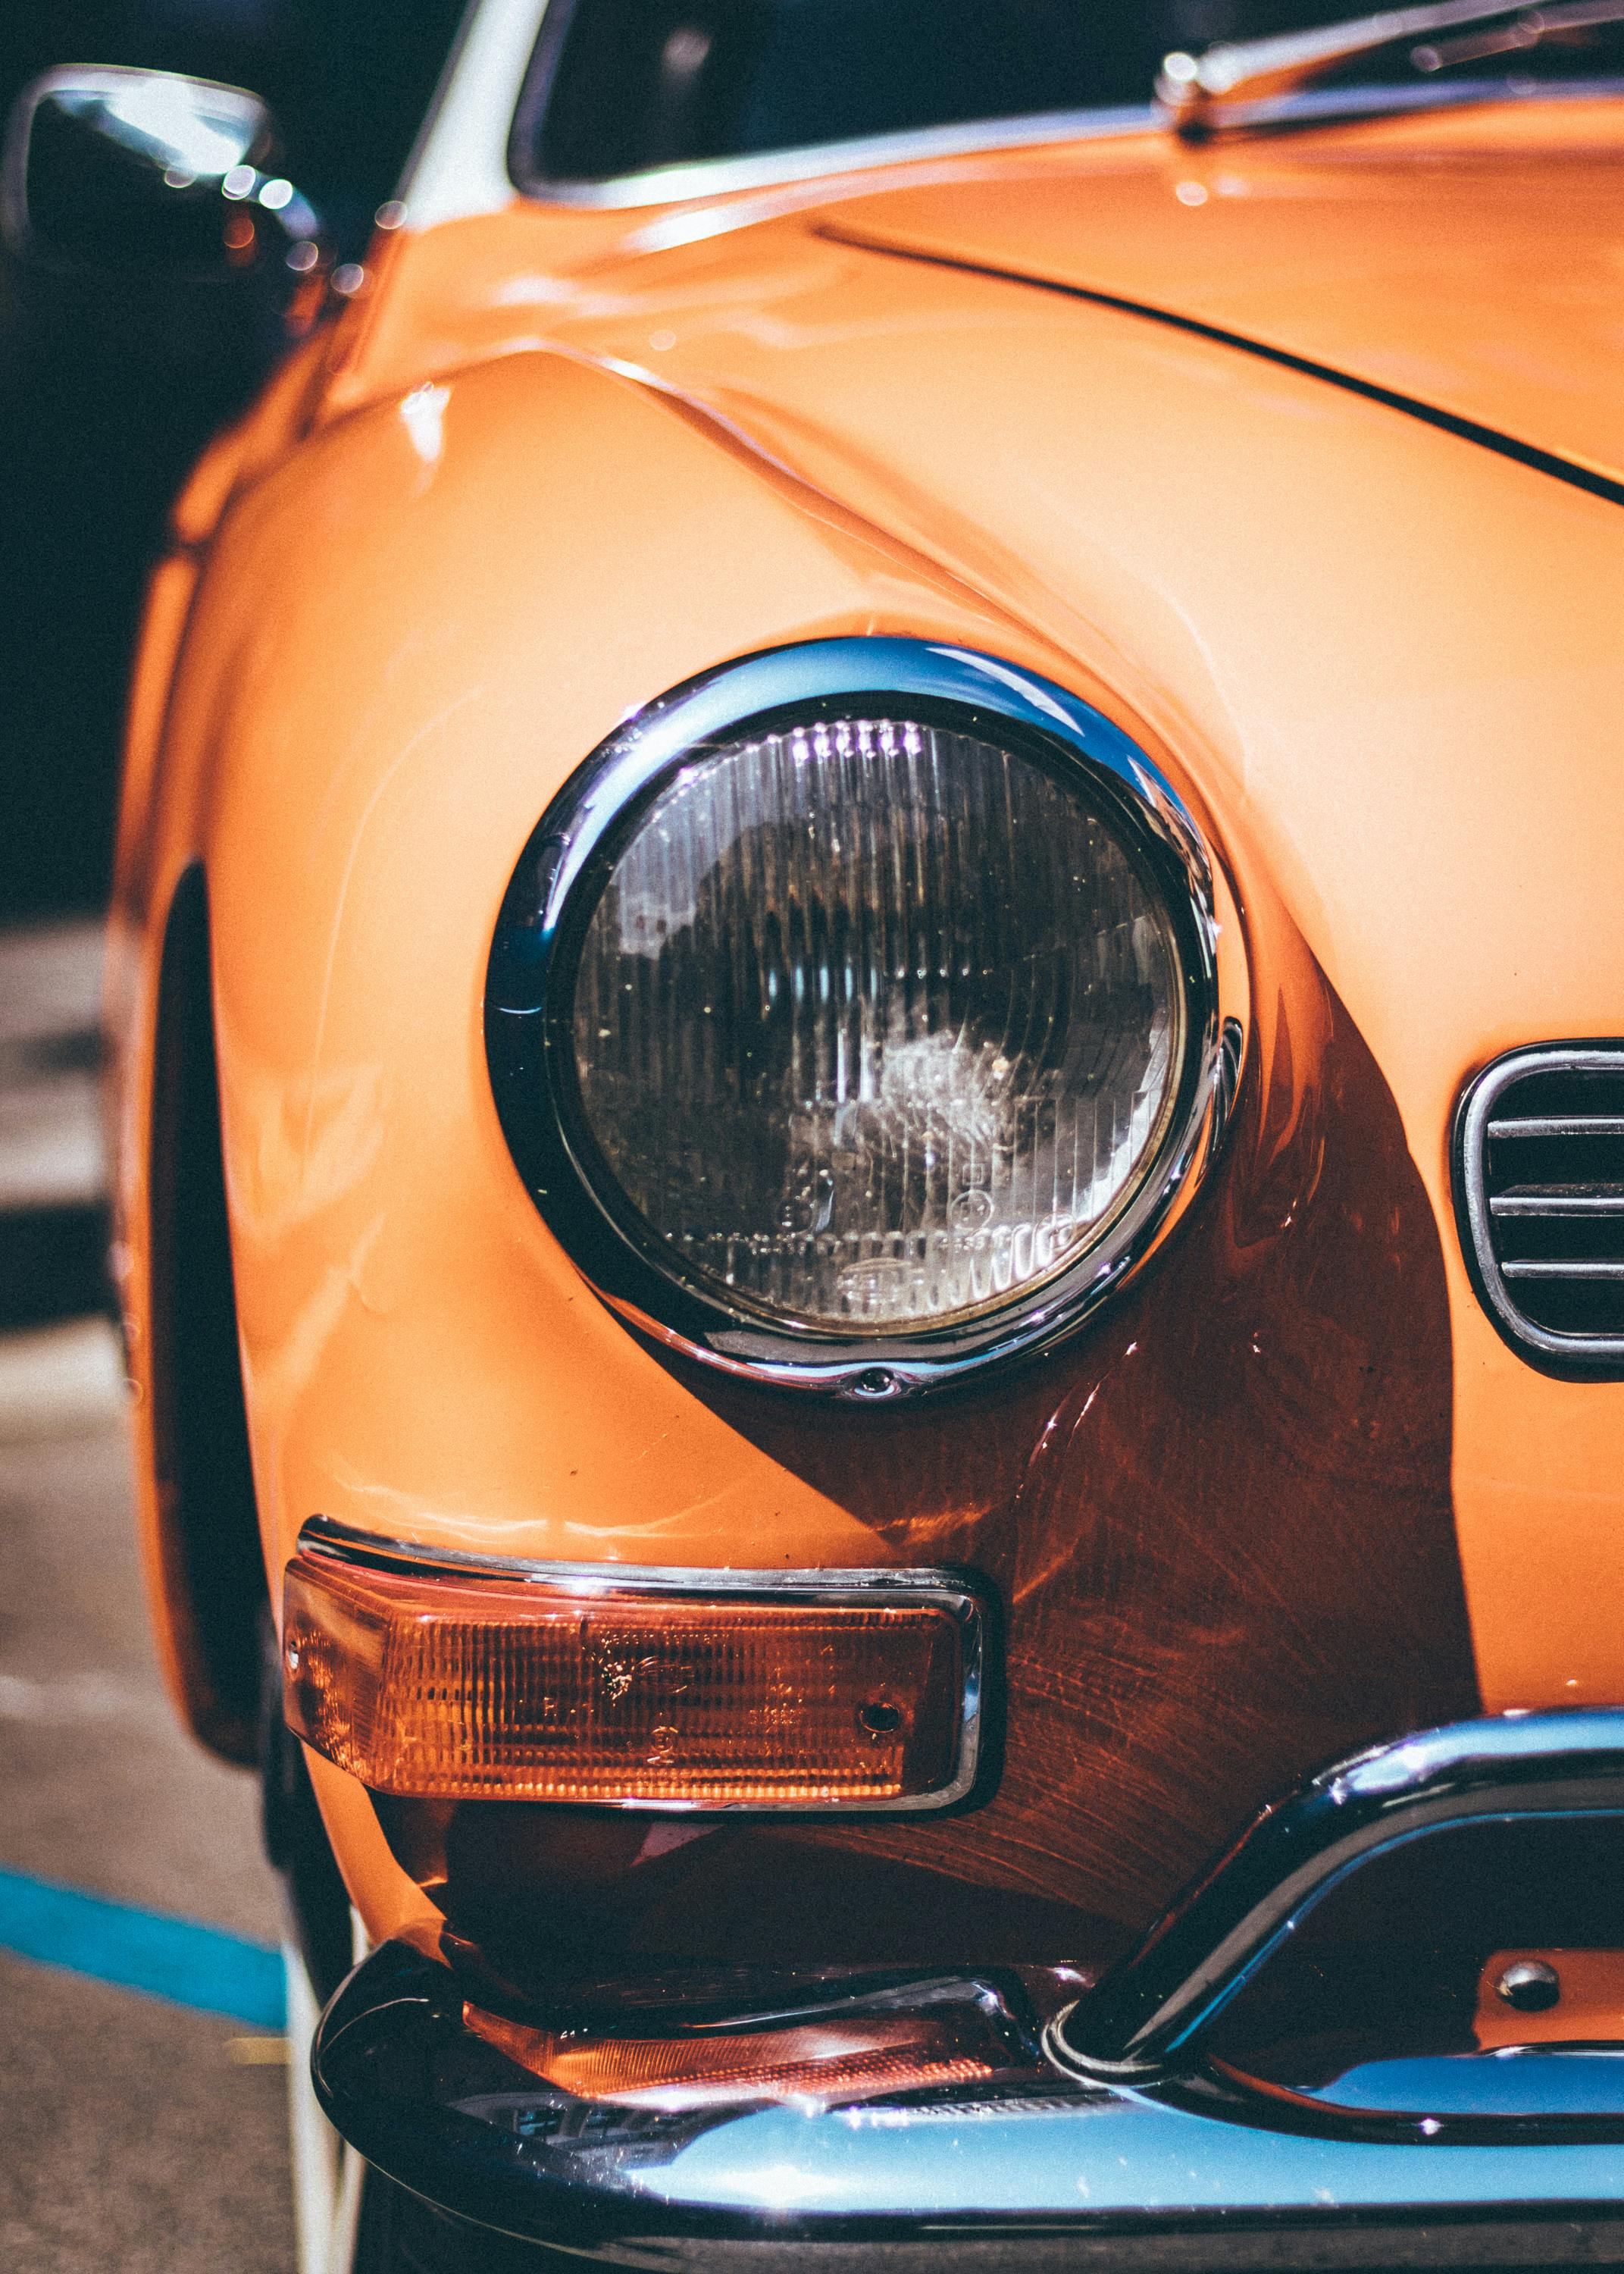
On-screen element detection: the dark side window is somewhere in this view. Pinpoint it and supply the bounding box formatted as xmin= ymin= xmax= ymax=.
xmin=518 ymin=0 xmax=1168 ymax=184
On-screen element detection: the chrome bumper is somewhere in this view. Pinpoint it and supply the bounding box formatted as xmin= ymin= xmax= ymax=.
xmin=313 ymin=1712 xmax=1624 ymax=2267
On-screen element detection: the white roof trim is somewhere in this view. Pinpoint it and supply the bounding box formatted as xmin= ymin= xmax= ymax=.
xmin=401 ymin=0 xmax=549 ymax=228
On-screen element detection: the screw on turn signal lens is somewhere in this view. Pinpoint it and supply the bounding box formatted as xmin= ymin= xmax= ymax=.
xmin=280 ymin=1548 xmax=977 ymax=1808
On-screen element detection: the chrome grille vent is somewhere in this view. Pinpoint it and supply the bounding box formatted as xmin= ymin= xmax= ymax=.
xmin=1456 ymin=1045 xmax=1624 ymax=1373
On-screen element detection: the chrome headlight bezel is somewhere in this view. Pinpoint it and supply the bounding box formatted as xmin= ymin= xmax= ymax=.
xmin=486 ymin=639 xmax=1245 ymax=1399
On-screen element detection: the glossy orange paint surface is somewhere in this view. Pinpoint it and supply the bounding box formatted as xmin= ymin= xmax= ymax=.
xmin=817 ymin=99 xmax=1624 ymax=490
xmin=111 ymin=92 xmax=1624 ymax=1956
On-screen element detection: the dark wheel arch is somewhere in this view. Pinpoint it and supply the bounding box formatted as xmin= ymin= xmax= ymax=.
xmin=147 ymin=860 xmax=265 ymax=1764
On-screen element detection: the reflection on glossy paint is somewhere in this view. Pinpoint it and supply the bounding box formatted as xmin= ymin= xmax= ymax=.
xmin=462 ymin=2000 xmax=997 ymax=2110
xmin=399 ymin=381 xmax=450 ymax=467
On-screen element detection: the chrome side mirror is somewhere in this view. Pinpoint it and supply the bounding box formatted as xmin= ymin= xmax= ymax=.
xmin=1 ymin=66 xmax=322 ymax=283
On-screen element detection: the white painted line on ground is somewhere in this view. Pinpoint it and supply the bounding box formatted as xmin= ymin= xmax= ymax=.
xmin=0 ymin=1317 xmax=125 ymax=1443
xmin=0 ymin=1073 xmax=105 ymax=1210
xmin=0 ymin=919 xmax=105 ymax=1048
xmin=0 ymin=918 xmax=109 ymax=1212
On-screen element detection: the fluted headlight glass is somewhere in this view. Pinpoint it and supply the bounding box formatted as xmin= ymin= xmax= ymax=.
xmin=565 ymin=713 xmax=1183 ymax=1333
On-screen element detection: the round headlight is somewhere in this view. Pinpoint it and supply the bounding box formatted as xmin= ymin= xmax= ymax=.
xmin=571 ymin=716 xmax=1181 ymax=1330
xmin=487 ymin=641 xmax=1238 ymax=1396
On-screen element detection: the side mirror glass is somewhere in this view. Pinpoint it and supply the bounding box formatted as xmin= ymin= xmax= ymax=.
xmin=1 ymin=65 xmax=319 ymax=283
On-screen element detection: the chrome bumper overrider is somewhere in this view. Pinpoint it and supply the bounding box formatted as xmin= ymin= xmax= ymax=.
xmin=313 ymin=1713 xmax=1624 ymax=2267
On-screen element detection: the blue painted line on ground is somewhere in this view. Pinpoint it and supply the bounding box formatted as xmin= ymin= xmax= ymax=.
xmin=0 ymin=1865 xmax=286 ymax=2029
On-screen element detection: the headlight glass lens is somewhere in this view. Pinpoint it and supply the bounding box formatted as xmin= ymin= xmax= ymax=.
xmin=567 ymin=713 xmax=1184 ymax=1333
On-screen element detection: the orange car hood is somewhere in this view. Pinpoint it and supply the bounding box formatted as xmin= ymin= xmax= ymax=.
xmin=817 ymin=99 xmax=1624 ymax=492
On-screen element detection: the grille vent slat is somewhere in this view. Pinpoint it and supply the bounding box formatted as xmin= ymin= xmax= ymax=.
xmin=1490 ymin=1193 xmax=1624 ymax=1217
xmin=1502 ymin=1260 xmax=1624 ymax=1280
xmin=1488 ymin=1116 xmax=1624 ymax=1139
xmin=1457 ymin=1045 xmax=1624 ymax=1371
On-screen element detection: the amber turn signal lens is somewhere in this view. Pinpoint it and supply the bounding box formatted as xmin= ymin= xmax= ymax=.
xmin=281 ymin=1547 xmax=978 ymax=1807
xmin=462 ymin=2003 xmax=996 ymax=2110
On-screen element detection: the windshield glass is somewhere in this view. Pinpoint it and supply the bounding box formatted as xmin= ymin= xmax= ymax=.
xmin=515 ymin=0 xmax=1623 ymax=189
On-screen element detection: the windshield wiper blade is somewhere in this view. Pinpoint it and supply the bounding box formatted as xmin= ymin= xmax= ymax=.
xmin=1158 ymin=0 xmax=1624 ymax=132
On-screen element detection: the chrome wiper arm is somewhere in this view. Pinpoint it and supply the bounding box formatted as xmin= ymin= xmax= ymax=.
xmin=1158 ymin=0 xmax=1624 ymax=131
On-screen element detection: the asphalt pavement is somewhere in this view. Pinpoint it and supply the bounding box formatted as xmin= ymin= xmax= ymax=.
xmin=0 ymin=920 xmax=296 ymax=2272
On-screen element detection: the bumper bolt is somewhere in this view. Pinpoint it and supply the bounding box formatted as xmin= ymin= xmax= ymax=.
xmin=1495 ymin=1959 xmax=1561 ymax=2012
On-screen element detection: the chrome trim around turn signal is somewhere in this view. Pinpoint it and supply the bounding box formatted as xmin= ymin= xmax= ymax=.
xmin=288 ymin=1515 xmax=990 ymax=1814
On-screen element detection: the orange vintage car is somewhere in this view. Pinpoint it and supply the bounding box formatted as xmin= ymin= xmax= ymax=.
xmin=9 ymin=2 xmax=1624 ymax=2266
